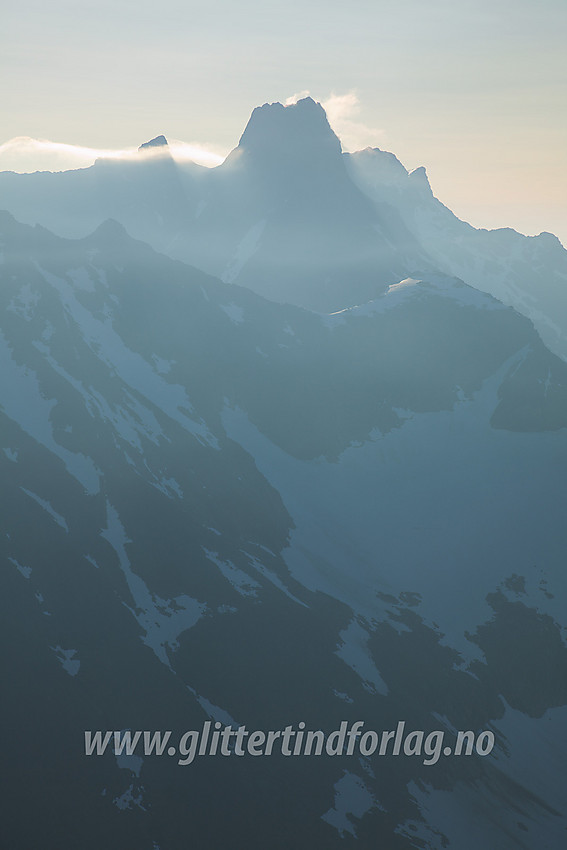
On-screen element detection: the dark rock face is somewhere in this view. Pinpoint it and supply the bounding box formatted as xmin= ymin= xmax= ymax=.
xmin=138 ymin=134 xmax=169 ymax=151
xmin=237 ymin=97 xmax=343 ymax=172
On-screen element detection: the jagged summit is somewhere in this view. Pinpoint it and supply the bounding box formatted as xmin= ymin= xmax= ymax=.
xmin=347 ymin=147 xmax=409 ymax=186
xmin=408 ymin=165 xmax=433 ymax=195
xmin=86 ymin=217 xmax=130 ymax=245
xmin=236 ymin=96 xmax=342 ymax=166
xmin=138 ymin=135 xmax=169 ymax=152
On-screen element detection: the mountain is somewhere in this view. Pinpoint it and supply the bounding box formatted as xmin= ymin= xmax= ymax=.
xmin=347 ymin=146 xmax=567 ymax=360
xmin=1 ymin=98 xmax=567 ymax=354
xmin=0 ymin=132 xmax=201 ymax=255
xmin=0 ymin=98 xmax=434 ymax=312
xmin=138 ymin=134 xmax=169 ymax=152
xmin=2 ymin=210 xmax=567 ymax=849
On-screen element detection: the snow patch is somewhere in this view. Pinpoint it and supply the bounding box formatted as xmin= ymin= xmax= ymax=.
xmin=113 ymin=784 xmax=146 ymax=811
xmin=21 ymin=487 xmax=69 ymax=532
xmin=322 ymin=771 xmax=376 ymax=838
xmin=68 ymin=267 xmax=96 ymax=292
xmin=152 ymin=354 xmax=174 ymax=375
xmin=242 ymin=550 xmax=308 ymax=607
xmin=336 ymin=619 xmax=388 ymax=695
xmin=101 ymin=502 xmax=206 ymax=665
xmin=220 ymin=302 xmax=245 ymax=325
xmin=322 ymin=275 xmax=500 ymax=327
xmin=197 ymin=696 xmax=239 ymax=727
xmin=115 ymin=751 xmax=144 ymax=778
xmin=222 ymin=369 xmax=567 ymax=663
xmin=7 ymin=284 xmax=39 ymax=320
xmin=332 ymin=689 xmax=354 ymax=704
xmin=52 ymin=646 xmax=80 ymax=676
xmin=203 ymin=548 xmax=260 ymax=597
xmin=9 ymin=557 xmax=31 ymax=579
xmin=0 ymin=330 xmax=99 ymax=493
xmin=84 ymin=554 xmax=100 ymax=569
xmin=37 ymin=264 xmax=219 ymax=449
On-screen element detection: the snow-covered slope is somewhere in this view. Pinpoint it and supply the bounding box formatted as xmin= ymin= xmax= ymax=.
xmin=1 ymin=212 xmax=567 ymax=849
xmin=347 ymin=146 xmax=567 ymax=360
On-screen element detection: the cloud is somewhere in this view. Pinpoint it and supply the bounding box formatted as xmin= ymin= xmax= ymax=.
xmin=167 ymin=140 xmax=226 ymax=167
xmin=284 ymin=90 xmax=311 ymax=106
xmin=282 ymin=90 xmax=384 ymax=152
xmin=0 ymin=94 xmax=382 ymax=173
xmin=0 ymin=136 xmax=226 ymax=173
xmin=321 ymin=91 xmax=384 ymax=152
xmin=0 ymin=137 xmax=123 ymax=172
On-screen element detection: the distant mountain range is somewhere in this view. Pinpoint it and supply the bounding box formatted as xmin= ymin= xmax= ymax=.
xmin=1 ymin=96 xmax=566 ymax=359
xmin=1 ymin=99 xmax=566 ymax=849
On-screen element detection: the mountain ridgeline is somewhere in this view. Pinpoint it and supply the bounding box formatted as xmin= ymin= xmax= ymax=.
xmin=1 ymin=98 xmax=567 ymax=849
xmin=1 ymin=97 xmax=566 ymax=358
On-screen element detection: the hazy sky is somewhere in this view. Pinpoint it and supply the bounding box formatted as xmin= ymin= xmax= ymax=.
xmin=2 ymin=0 xmax=566 ymax=243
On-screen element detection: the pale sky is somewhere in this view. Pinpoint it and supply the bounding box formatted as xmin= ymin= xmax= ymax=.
xmin=1 ymin=0 xmax=566 ymax=244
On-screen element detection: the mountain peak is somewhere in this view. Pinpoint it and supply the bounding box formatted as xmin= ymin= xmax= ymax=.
xmin=88 ymin=217 xmax=129 ymax=243
xmin=138 ymin=135 xmax=169 ymax=152
xmin=408 ymin=165 xmax=433 ymax=196
xmin=346 ymin=147 xmax=409 ymax=187
xmin=236 ymin=97 xmax=342 ymax=165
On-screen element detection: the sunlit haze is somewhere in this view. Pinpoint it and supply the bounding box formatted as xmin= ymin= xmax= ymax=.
xmin=0 ymin=137 xmax=226 ymax=172
xmin=2 ymin=0 xmax=566 ymax=243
